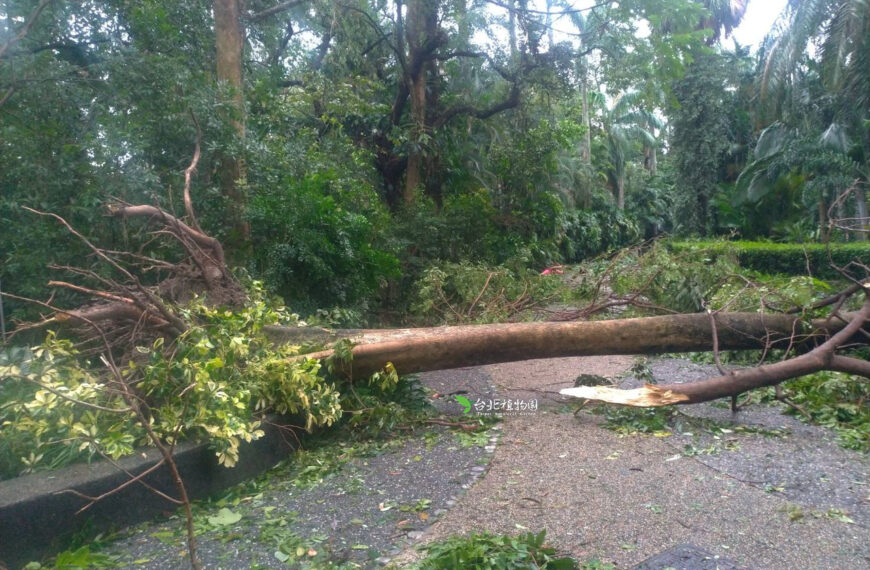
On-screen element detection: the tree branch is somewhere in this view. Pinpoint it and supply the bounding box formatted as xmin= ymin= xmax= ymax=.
xmin=433 ymin=82 xmax=521 ymax=129
xmin=0 ymin=0 xmax=53 ymax=60
xmin=246 ymin=0 xmax=307 ymax=24
xmin=183 ymin=111 xmax=203 ymax=233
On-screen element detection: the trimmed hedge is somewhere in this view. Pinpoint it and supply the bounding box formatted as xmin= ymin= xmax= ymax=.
xmin=667 ymin=240 xmax=870 ymax=278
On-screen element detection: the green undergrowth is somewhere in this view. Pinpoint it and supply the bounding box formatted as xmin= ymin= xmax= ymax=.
xmin=409 ymin=261 xmax=571 ymax=325
xmin=743 ymin=370 xmax=870 ymax=451
xmin=410 ymin=530 xmax=598 ymax=570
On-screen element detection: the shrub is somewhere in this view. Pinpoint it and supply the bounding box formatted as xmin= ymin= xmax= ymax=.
xmin=560 ymin=206 xmax=641 ymax=263
xmin=0 ymin=283 xmax=343 ymax=479
xmin=605 ymin=242 xmax=741 ymax=313
xmin=667 ymin=240 xmax=870 ymax=279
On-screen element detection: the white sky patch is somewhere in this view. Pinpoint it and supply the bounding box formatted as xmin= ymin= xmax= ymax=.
xmin=730 ymin=0 xmax=788 ymax=48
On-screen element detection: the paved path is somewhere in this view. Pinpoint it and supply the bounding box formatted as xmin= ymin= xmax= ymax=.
xmin=397 ymin=356 xmax=870 ymax=569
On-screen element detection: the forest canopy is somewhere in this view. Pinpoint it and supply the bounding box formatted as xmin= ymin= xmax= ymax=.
xmin=1 ymin=0 xmax=867 ymax=318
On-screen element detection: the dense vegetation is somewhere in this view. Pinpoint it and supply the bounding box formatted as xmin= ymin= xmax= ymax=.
xmin=2 ymin=0 xmax=867 ymax=325
xmin=1 ymin=3 xmax=869 ymax=567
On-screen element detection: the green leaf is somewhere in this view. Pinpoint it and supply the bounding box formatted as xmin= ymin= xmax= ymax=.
xmin=455 ymin=395 xmax=472 ymax=414
xmin=207 ymin=507 xmax=242 ymax=526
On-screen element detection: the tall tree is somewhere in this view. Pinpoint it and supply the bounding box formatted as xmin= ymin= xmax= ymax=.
xmin=213 ymin=0 xmax=249 ymax=249
xmin=671 ymin=52 xmax=735 ymax=234
xmin=601 ymin=92 xmax=661 ymax=209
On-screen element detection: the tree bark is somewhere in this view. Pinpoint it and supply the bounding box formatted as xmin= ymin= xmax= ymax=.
xmin=273 ymin=310 xmax=862 ymax=379
xmin=213 ymin=0 xmax=250 ymax=249
xmin=562 ymin=296 xmax=870 ymax=406
xmin=403 ymin=0 xmax=439 ymax=203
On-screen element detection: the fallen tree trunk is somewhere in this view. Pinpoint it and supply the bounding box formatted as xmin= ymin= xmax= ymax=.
xmin=271 ymin=310 xmax=862 ymax=379
xmin=560 ymin=293 xmax=870 ymax=406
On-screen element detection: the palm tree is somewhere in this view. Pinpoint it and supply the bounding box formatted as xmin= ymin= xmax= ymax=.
xmin=601 ymin=92 xmax=663 ymax=209
xmin=700 ymin=0 xmax=749 ymax=43
xmin=758 ymin=0 xmax=870 ymax=236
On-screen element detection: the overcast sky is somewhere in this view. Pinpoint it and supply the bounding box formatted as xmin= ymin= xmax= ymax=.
xmin=731 ymin=0 xmax=788 ymax=48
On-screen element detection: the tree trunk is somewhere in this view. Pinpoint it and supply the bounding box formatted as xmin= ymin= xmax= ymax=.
xmin=818 ymin=198 xmax=828 ymax=242
xmin=404 ymin=74 xmax=425 ymax=201
xmin=617 ymin=171 xmax=625 ymax=209
xmin=273 ymin=310 xmax=861 ymax=379
xmin=402 ymin=0 xmax=439 ymax=203
xmin=580 ymin=60 xmax=591 ymax=164
xmin=213 ymin=0 xmax=249 ymax=250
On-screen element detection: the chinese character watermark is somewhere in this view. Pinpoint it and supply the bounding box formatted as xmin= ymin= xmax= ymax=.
xmin=456 ymin=395 xmax=538 ymax=415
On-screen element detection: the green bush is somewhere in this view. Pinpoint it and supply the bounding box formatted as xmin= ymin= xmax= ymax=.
xmin=560 ymin=206 xmax=641 ymax=262
xmin=248 ymin=171 xmax=399 ymax=313
xmin=605 ymin=242 xmax=741 ymax=313
xmin=667 ymin=240 xmax=870 ymax=279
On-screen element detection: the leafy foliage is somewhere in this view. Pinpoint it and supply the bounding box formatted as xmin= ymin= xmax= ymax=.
xmin=598 ymin=406 xmax=676 ymax=436
xmin=0 ymin=283 xmax=342 ymax=479
xmin=413 ymin=530 xmax=578 ymax=570
xmin=410 ymin=262 xmax=565 ymax=325
xmin=248 ymin=171 xmax=399 ymax=314
xmin=746 ymin=371 xmax=870 ymax=451
xmin=604 ymin=241 xmax=741 ymax=313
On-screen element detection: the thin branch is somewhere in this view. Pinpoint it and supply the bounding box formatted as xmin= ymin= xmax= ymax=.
xmin=787 ymin=283 xmax=864 ymax=314
xmin=47 ymin=281 xmax=136 ymax=306
xmin=22 ymin=207 xmax=188 ymax=334
xmin=434 ymin=82 xmax=521 ymax=129
xmin=484 ymin=0 xmax=611 ymax=16
xmin=0 ymin=0 xmax=53 ymax=60
xmin=467 ymin=272 xmax=495 ymax=317
xmin=57 ymin=457 xmax=182 ymax=515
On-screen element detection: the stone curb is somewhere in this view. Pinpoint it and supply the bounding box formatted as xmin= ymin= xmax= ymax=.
xmin=0 ymin=419 xmax=297 ymax=569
